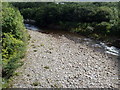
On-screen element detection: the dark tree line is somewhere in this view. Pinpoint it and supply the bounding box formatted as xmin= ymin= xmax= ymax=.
xmin=12 ymin=2 xmax=120 ymax=37
xmin=11 ymin=2 xmax=120 ymax=48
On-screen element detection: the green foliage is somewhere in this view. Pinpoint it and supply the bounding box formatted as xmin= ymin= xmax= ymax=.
xmin=2 ymin=5 xmax=27 ymax=41
xmin=94 ymin=22 xmax=112 ymax=35
xmin=11 ymin=2 xmax=48 ymax=10
xmin=71 ymin=23 xmax=94 ymax=36
xmin=34 ymin=4 xmax=60 ymax=26
xmin=20 ymin=8 xmax=38 ymax=20
xmin=2 ymin=3 xmax=28 ymax=86
xmin=32 ymin=81 xmax=41 ymax=86
xmin=59 ymin=22 xmax=78 ymax=30
xmin=2 ymin=33 xmax=25 ymax=70
xmin=94 ymin=6 xmax=113 ymax=22
xmin=12 ymin=2 xmax=120 ymax=37
xmin=44 ymin=66 xmax=49 ymax=69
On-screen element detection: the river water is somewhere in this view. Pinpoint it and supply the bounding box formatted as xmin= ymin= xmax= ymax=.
xmin=25 ymin=24 xmax=120 ymax=57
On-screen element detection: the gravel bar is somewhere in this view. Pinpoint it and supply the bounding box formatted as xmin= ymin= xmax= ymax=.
xmin=10 ymin=30 xmax=119 ymax=88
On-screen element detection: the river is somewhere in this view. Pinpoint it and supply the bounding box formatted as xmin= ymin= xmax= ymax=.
xmin=25 ymin=23 xmax=120 ymax=57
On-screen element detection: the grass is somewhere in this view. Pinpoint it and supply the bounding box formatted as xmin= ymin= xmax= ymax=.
xmin=32 ymin=46 xmax=36 ymax=48
xmin=28 ymin=34 xmax=31 ymax=40
xmin=31 ymin=44 xmax=36 ymax=48
xmin=32 ymin=81 xmax=41 ymax=86
xmin=31 ymin=40 xmax=36 ymax=43
xmin=33 ymin=50 xmax=37 ymax=52
xmin=27 ymin=74 xmax=30 ymax=77
xmin=44 ymin=66 xmax=49 ymax=69
xmin=40 ymin=44 xmax=44 ymax=46
xmin=37 ymin=44 xmax=44 ymax=47
xmin=13 ymin=72 xmax=21 ymax=76
xmin=31 ymin=41 xmax=34 ymax=43
xmin=49 ymin=47 xmax=53 ymax=50
xmin=0 ymin=77 xmax=2 ymax=90
xmin=51 ymin=84 xmax=60 ymax=88
xmin=45 ymin=50 xmax=52 ymax=54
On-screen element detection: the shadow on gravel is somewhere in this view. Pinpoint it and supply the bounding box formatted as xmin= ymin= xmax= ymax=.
xmin=38 ymin=29 xmax=84 ymax=42
xmin=118 ymin=52 xmax=120 ymax=89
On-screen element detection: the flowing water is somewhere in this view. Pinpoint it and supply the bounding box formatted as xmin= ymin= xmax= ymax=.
xmin=25 ymin=23 xmax=120 ymax=56
xmin=25 ymin=24 xmax=40 ymax=31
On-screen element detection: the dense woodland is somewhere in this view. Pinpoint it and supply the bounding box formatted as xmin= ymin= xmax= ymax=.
xmin=2 ymin=2 xmax=120 ymax=88
xmin=12 ymin=2 xmax=120 ymax=37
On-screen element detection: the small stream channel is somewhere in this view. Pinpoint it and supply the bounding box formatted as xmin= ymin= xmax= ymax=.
xmin=25 ymin=23 xmax=120 ymax=57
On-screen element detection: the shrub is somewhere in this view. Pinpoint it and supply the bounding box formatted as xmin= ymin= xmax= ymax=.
xmin=2 ymin=3 xmax=28 ymax=86
xmin=94 ymin=6 xmax=113 ymax=22
xmin=2 ymin=5 xmax=27 ymax=41
xmin=2 ymin=33 xmax=26 ymax=78
xmin=20 ymin=8 xmax=38 ymax=20
xmin=35 ymin=5 xmax=60 ymax=26
xmin=74 ymin=7 xmax=96 ymax=22
xmin=72 ymin=23 xmax=94 ymax=36
xmin=94 ymin=22 xmax=112 ymax=35
xmin=59 ymin=21 xmax=78 ymax=30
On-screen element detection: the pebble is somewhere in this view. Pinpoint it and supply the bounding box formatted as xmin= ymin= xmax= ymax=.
xmin=11 ymin=30 xmax=119 ymax=88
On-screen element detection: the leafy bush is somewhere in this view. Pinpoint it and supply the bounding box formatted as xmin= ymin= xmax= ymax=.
xmin=2 ymin=3 xmax=28 ymax=85
xmin=2 ymin=5 xmax=27 ymax=41
xmin=110 ymin=21 xmax=120 ymax=36
xmin=2 ymin=33 xmax=25 ymax=78
xmin=59 ymin=21 xmax=78 ymax=30
xmin=70 ymin=23 xmax=94 ymax=36
xmin=34 ymin=5 xmax=60 ymax=26
xmin=94 ymin=6 xmax=113 ymax=22
xmin=20 ymin=8 xmax=38 ymax=20
xmin=94 ymin=22 xmax=112 ymax=35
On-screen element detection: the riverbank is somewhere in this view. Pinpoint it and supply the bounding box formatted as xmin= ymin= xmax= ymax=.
xmin=25 ymin=24 xmax=120 ymax=56
xmin=25 ymin=23 xmax=120 ymax=49
xmin=9 ymin=29 xmax=119 ymax=88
